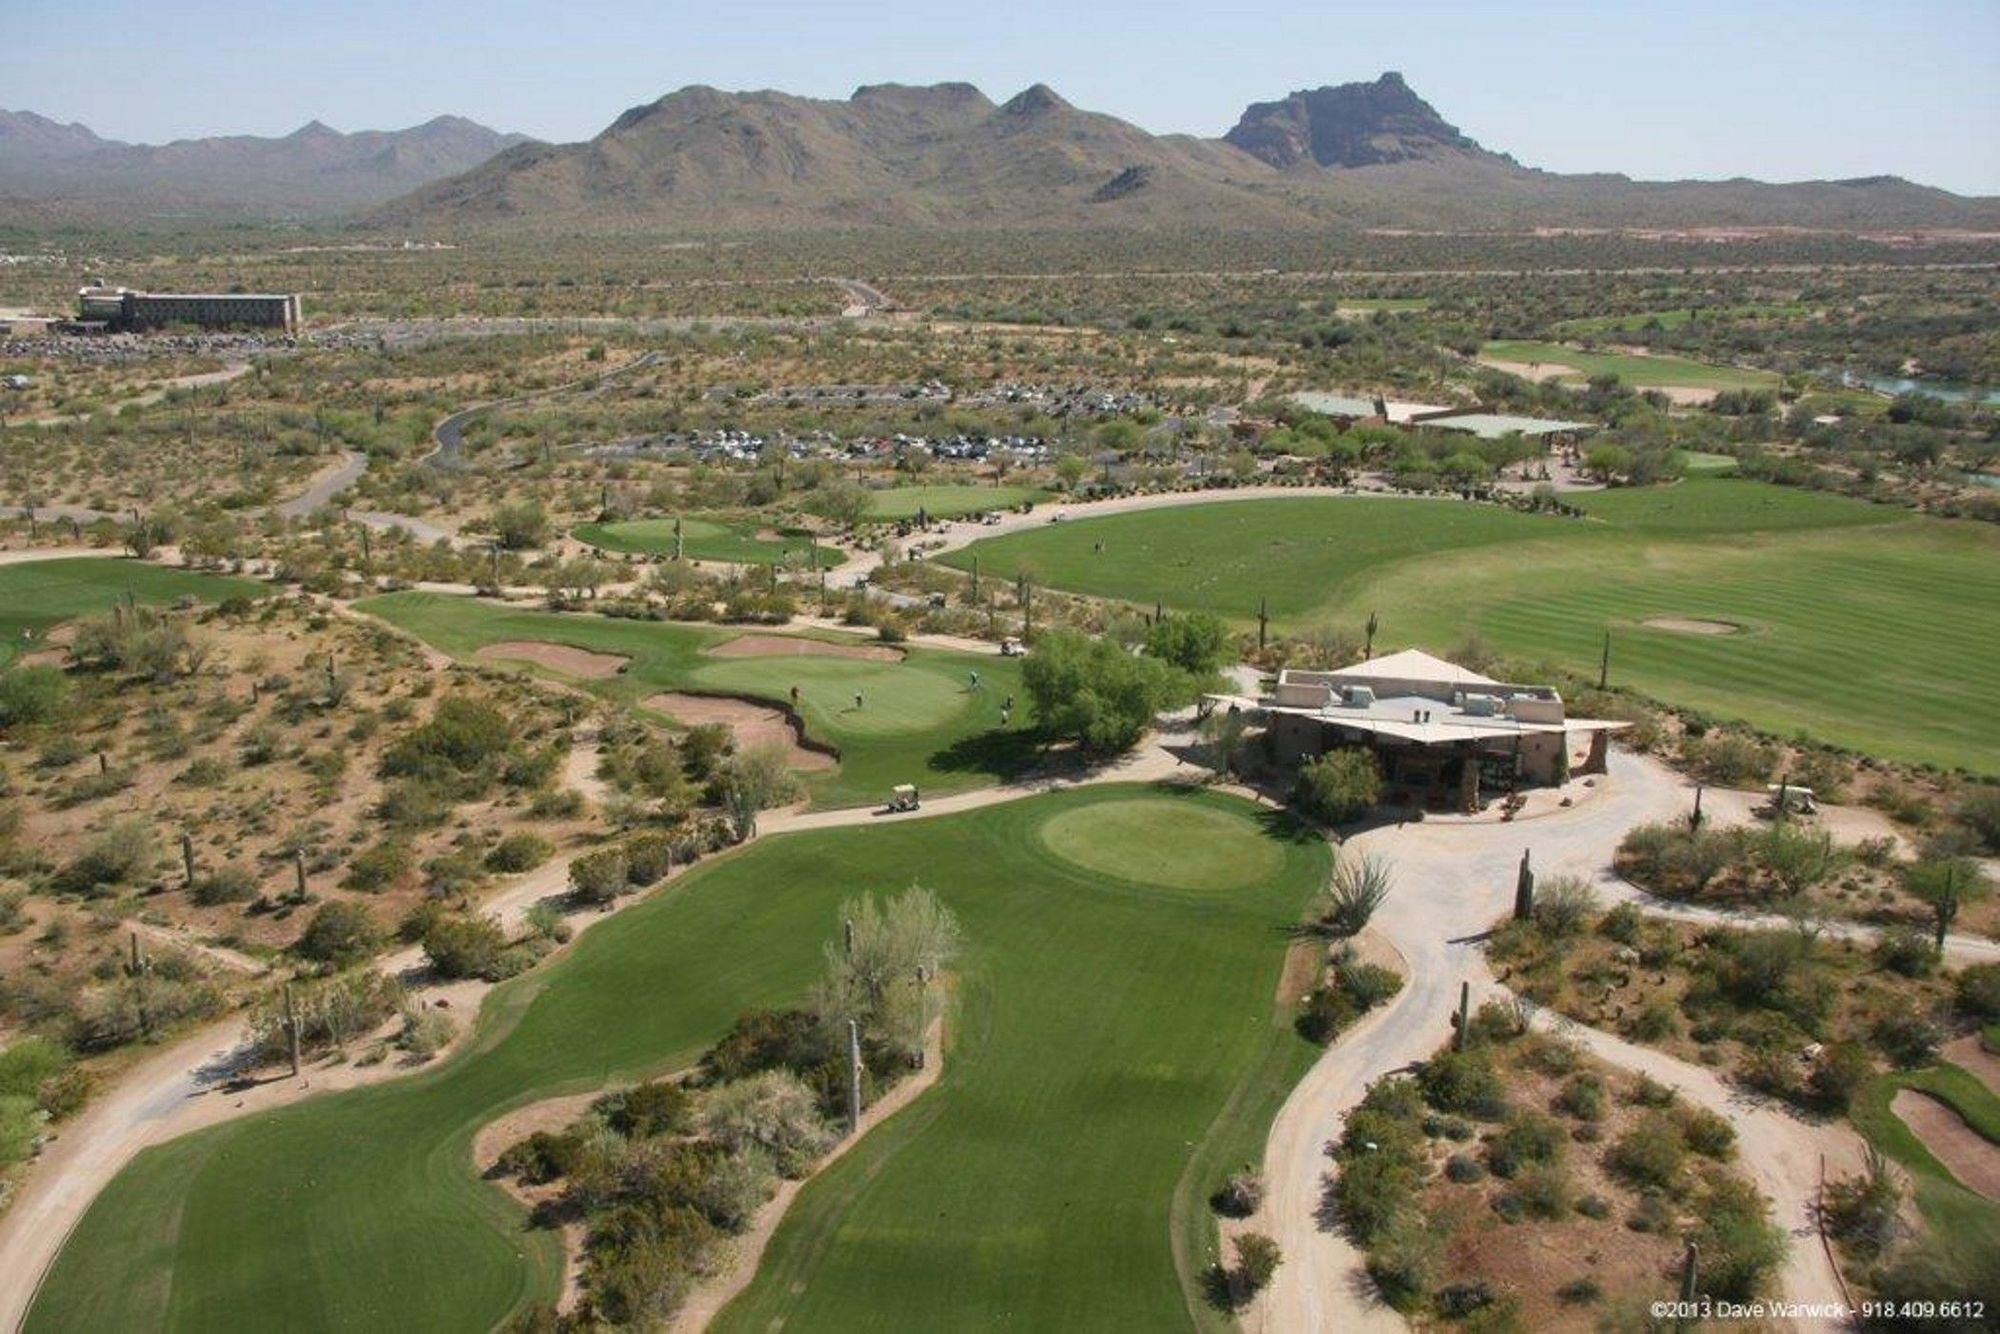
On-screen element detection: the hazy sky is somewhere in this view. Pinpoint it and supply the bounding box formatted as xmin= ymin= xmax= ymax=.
xmin=9 ymin=0 xmax=1998 ymax=193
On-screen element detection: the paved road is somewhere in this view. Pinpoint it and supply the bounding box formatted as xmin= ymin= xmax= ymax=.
xmin=274 ymin=450 xmax=369 ymax=519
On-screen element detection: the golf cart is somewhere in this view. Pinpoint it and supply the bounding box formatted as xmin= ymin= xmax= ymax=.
xmin=999 ymin=636 xmax=1026 ymax=657
xmin=888 ymin=784 xmax=921 ymax=813
xmin=1756 ymin=784 xmax=1818 ymax=818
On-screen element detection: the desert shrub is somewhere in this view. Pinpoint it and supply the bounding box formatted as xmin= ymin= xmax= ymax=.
xmin=1607 ymin=1112 xmax=1686 ymax=1189
xmin=524 ymin=901 xmax=571 ymax=943
xmin=1294 ymin=748 xmax=1383 ymax=825
xmin=295 ymin=901 xmax=383 ymax=967
xmin=1758 ymin=820 xmax=1842 ymax=896
xmin=622 ymin=831 xmax=676 ymax=886
xmin=587 ymin=1209 xmax=723 ymax=1327
xmin=484 ymin=832 xmax=553 ymax=874
xmin=1599 ymin=901 xmax=1643 ymax=943
xmin=1824 ymin=1149 xmax=1902 ymax=1260
xmin=1686 ymin=733 xmax=1778 ymax=785
xmin=695 ymin=1070 xmax=832 ymax=1177
xmin=699 ymin=1008 xmax=826 ymax=1085
xmin=342 ymin=839 xmax=411 ymax=892
xmin=498 ymin=1129 xmax=585 ymax=1184
xmin=1533 ymin=875 xmax=1599 ymax=936
xmin=1874 ymin=925 xmax=1939 ymax=978
xmin=422 ymin=851 xmax=485 ymax=898
xmin=1363 ymin=1210 xmax=1442 ymax=1309
xmin=1337 ymin=960 xmax=1402 ymax=1010
xmin=243 ymin=968 xmax=397 ymax=1062
xmin=1509 ymin=1161 xmax=1573 ymax=1219
xmin=1805 ymin=1040 xmax=1873 ymax=1112
xmin=379 ymin=696 xmax=518 ymax=797
xmin=1418 ymin=1046 xmax=1507 ymax=1119
xmin=189 ymin=865 xmax=258 ymax=906
xmin=1555 ymin=1074 xmax=1605 ymax=1121
xmin=1557 ymin=1276 xmax=1604 ymax=1303
xmin=1691 ymin=1173 xmax=1786 ymax=1301
xmin=0 ymin=665 xmax=71 ymax=729
xmin=1487 ymin=1110 xmax=1566 ymax=1178
xmin=1956 ymin=786 xmax=2000 ymax=854
xmin=1872 ymin=1011 xmax=1943 ymax=1068
xmin=569 ymin=847 xmax=630 ymax=905
xmin=690 ymin=1144 xmax=777 ymax=1233
xmin=1628 ymin=998 xmax=1681 ymax=1042
xmin=421 ymin=913 xmax=510 ymax=981
xmin=52 ymin=817 xmax=157 ymax=896
xmin=1445 ymin=1152 xmax=1486 ymax=1183
xmin=1679 ymin=1105 xmax=1737 ymax=1159
xmin=1954 ymin=963 xmax=2000 ymax=1021
xmin=1574 ymin=1193 xmax=1611 ymax=1221
xmin=602 ymin=1080 xmax=692 ymax=1139
xmin=399 ymin=1004 xmax=456 ymax=1058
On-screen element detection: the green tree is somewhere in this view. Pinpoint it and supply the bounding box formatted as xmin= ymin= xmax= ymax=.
xmin=492 ymin=500 xmax=550 ymax=550
xmin=1020 ymin=630 xmax=1183 ymax=756
xmin=719 ymin=742 xmax=800 ymax=840
xmin=1143 ymin=611 xmax=1231 ymax=678
xmin=1294 ymin=749 xmax=1383 ymax=825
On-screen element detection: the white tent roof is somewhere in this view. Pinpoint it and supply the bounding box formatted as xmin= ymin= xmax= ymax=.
xmin=1327 ymin=649 xmax=1500 ymax=689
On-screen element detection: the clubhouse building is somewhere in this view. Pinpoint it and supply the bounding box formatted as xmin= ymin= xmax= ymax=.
xmin=1207 ymin=649 xmax=1627 ymax=811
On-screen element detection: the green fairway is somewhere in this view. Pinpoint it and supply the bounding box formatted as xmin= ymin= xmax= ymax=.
xmin=572 ymin=516 xmax=833 ymax=566
xmin=942 ymin=495 xmax=1558 ymax=622
xmin=1551 ymin=303 xmax=1808 ymax=335
xmin=863 ymin=484 xmax=1043 ymax=520
xmin=29 ymin=785 xmax=1329 ymax=1333
xmin=945 ymin=481 xmax=2000 ymax=772
xmin=0 ymin=558 xmax=262 ymax=667
xmin=1482 ymin=339 xmax=1779 ymax=391
xmin=359 ymin=593 xmax=1033 ymax=807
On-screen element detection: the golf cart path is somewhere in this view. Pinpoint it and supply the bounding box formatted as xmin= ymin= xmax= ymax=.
xmin=1249 ymin=749 xmax=1864 ymax=1332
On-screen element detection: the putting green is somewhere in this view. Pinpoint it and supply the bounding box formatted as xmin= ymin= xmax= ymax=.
xmin=1039 ymin=797 xmax=1286 ymax=891
xmin=686 ymin=655 xmax=974 ymax=738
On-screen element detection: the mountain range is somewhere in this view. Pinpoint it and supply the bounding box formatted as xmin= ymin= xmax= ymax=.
xmin=0 ymin=112 xmax=529 ymax=214
xmin=6 ymin=75 xmax=1995 ymax=230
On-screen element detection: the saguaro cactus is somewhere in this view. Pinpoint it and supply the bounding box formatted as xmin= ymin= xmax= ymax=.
xmin=1453 ymin=979 xmax=1471 ymax=1050
xmin=846 ymin=1018 xmax=863 ymax=1136
xmin=1513 ymin=849 xmax=1535 ymax=922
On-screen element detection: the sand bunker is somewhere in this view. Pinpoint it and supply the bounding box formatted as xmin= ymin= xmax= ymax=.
xmin=706 ymin=633 xmax=902 ymax=662
xmin=646 ymin=692 xmax=835 ymax=771
xmin=477 ymin=641 xmax=630 ymax=678
xmin=1478 ymin=356 xmax=1583 ymax=383
xmin=1892 ymin=1089 xmax=2000 ymax=1199
xmin=1643 ymin=617 xmax=1742 ymax=636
